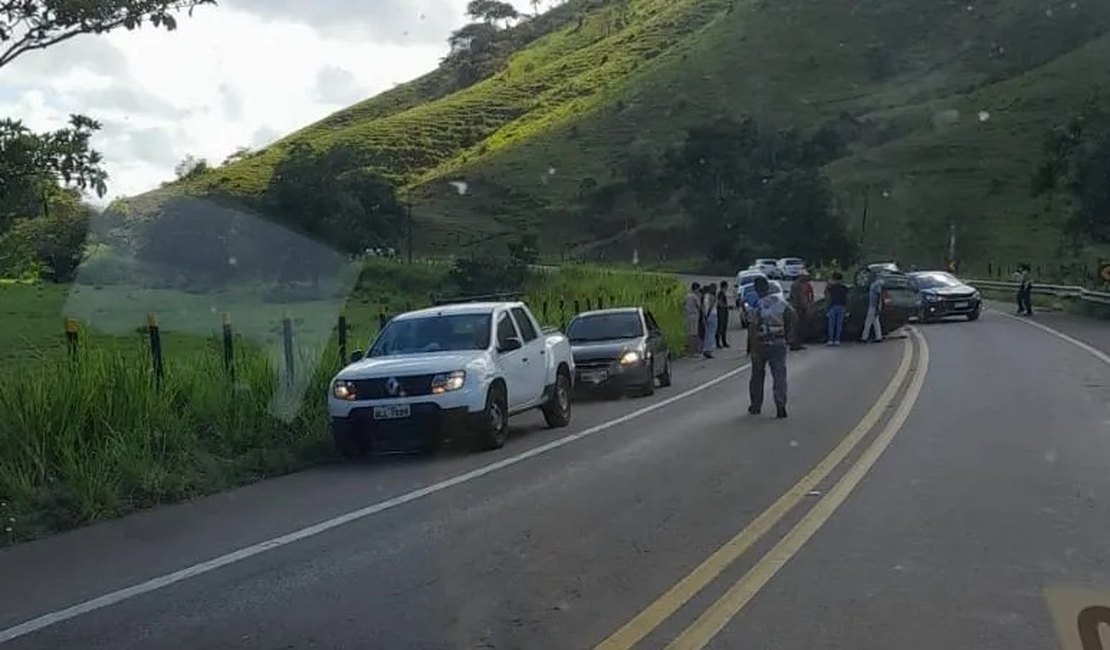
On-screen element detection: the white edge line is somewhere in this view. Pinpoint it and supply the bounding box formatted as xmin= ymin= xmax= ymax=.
xmin=993 ymin=310 xmax=1110 ymax=367
xmin=0 ymin=362 xmax=752 ymax=644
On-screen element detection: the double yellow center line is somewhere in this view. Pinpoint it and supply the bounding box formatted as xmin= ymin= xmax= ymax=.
xmin=596 ymin=328 xmax=931 ymax=650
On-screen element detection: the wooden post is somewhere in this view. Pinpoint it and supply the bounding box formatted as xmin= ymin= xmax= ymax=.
xmin=222 ymin=313 xmax=234 ymax=379
xmin=64 ymin=318 xmax=79 ymax=364
xmin=337 ymin=315 xmax=348 ymax=366
xmin=148 ymin=313 xmax=164 ymax=389
xmin=281 ymin=313 xmax=294 ymax=387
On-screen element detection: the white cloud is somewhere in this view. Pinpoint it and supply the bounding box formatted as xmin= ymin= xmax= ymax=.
xmin=1 ymin=1 xmax=542 ymax=202
xmin=313 ymin=66 xmax=366 ymax=105
xmin=225 ymin=0 xmax=463 ymax=44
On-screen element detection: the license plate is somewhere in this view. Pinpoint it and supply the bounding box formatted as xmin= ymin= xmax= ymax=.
xmin=372 ymin=404 xmax=411 ymax=420
xmin=580 ymin=370 xmax=609 ymax=384
xmin=952 ymin=301 xmax=968 ymax=309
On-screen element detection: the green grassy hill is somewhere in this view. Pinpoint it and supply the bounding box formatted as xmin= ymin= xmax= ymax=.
xmin=141 ymin=0 xmax=1110 ymax=273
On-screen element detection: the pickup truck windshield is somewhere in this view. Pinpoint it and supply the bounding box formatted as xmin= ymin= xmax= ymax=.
xmin=567 ymin=313 xmax=644 ymax=342
xmin=370 ymin=314 xmax=492 ymax=357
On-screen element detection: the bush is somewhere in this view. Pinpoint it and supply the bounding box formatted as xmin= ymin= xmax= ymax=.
xmin=0 ymin=209 xmax=89 ymax=283
xmin=74 ymin=246 xmax=139 ymax=286
xmin=449 ymin=254 xmax=529 ymax=295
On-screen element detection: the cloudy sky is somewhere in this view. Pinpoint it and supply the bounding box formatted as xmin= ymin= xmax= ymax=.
xmin=0 ymin=0 xmax=536 ymax=204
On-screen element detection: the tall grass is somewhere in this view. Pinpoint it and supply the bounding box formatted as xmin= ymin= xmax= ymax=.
xmin=0 ymin=264 xmax=685 ymax=543
xmin=525 ymin=266 xmax=687 ymax=352
xmin=0 ymin=340 xmax=335 ymax=540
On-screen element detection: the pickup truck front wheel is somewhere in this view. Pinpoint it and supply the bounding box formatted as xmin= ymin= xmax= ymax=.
xmin=474 ymin=385 xmax=509 ymax=450
xmin=542 ymin=371 xmax=572 ymax=428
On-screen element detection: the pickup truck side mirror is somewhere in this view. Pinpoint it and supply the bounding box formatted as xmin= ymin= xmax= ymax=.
xmin=498 ymin=336 xmax=523 ymax=353
xmin=350 ymin=350 xmax=364 ymax=363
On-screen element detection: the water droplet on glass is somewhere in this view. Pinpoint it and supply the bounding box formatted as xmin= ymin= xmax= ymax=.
xmin=449 ymin=181 xmax=469 ymax=195
xmin=1044 ymin=450 xmax=1058 ymax=463
xmin=548 ymin=167 xmax=557 ymax=176
xmin=789 ymin=440 xmax=799 ymax=448
xmin=978 ymin=110 xmax=991 ymax=122
xmin=228 ymin=256 xmax=238 ymax=266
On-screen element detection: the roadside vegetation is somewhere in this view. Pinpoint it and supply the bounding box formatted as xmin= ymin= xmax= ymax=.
xmin=0 ymin=251 xmax=685 ymax=544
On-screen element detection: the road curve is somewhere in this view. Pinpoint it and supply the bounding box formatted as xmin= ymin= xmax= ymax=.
xmin=0 ymin=309 xmax=1107 ymax=649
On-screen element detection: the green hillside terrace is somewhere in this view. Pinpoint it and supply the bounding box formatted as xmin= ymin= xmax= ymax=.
xmin=124 ymin=0 xmax=1110 ymax=273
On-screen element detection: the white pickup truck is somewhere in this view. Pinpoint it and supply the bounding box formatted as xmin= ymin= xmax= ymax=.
xmin=328 ymin=301 xmax=575 ymax=456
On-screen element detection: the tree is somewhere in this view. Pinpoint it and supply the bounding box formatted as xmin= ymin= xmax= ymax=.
xmin=174 ymin=154 xmax=208 ymax=180
xmin=0 ymin=115 xmax=108 ymax=230
xmin=0 ymin=0 xmax=216 ymax=69
xmin=530 ymin=0 xmax=542 ymax=17
xmin=264 ymin=143 xmax=405 ymax=254
xmin=0 ymin=189 xmax=91 ymax=282
xmin=466 ymin=0 xmax=519 ymax=27
xmin=656 ymin=116 xmax=856 ymax=264
xmin=447 ymin=21 xmax=498 ymax=57
xmin=1033 ymin=104 xmax=1110 ymax=243
xmin=222 ymin=146 xmax=251 ymax=165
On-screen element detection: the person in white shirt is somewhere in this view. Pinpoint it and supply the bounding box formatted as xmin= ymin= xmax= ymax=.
xmin=701 ymin=285 xmax=717 ymax=359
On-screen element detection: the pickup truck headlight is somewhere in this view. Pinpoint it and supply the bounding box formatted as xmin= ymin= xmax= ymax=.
xmin=922 ymin=293 xmax=942 ymax=302
xmin=431 ymin=370 xmax=466 ymax=394
xmin=332 ymin=380 xmax=358 ymax=401
xmin=619 ymin=350 xmax=643 ymax=366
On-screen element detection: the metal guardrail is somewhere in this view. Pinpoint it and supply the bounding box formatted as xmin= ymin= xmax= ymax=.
xmin=967 ymin=279 xmax=1110 ymax=306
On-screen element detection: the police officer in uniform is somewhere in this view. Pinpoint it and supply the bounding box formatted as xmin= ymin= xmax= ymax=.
xmin=747 ymin=276 xmax=796 ymax=419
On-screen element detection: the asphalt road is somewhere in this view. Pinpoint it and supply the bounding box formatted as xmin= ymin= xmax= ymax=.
xmin=1 ymin=308 xmax=1108 ymax=649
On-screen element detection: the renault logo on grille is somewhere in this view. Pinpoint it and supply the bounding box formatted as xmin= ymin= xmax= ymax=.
xmin=385 ymin=377 xmax=402 ymax=397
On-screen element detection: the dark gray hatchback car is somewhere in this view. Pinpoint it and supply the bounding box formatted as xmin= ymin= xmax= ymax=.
xmin=566 ymin=307 xmax=671 ymax=397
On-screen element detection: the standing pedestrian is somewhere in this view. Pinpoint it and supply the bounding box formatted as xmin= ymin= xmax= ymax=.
xmin=748 ymin=277 xmax=795 ymax=418
xmin=742 ymin=278 xmax=762 ymax=356
xmin=1018 ymin=264 xmax=1034 ymax=316
xmin=716 ymin=281 xmax=731 ymax=348
xmin=701 ymin=285 xmax=717 ymax=359
xmin=861 ymin=272 xmax=884 ymax=343
xmin=825 ymin=272 xmax=849 ymax=346
xmin=684 ymin=282 xmax=702 ymax=355
xmin=788 ymin=272 xmax=814 ymax=351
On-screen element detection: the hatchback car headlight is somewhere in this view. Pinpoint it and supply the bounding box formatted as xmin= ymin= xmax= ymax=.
xmin=332 ymin=380 xmax=358 ymax=401
xmin=619 ymin=350 xmax=643 ymax=365
xmin=431 ymin=370 xmax=466 ymax=394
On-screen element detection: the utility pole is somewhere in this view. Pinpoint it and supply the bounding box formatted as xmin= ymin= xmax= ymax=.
xmin=947 ymin=222 xmax=957 ymax=272
xmin=858 ymin=187 xmax=870 ymax=247
xmin=406 ymin=198 xmax=413 ymax=265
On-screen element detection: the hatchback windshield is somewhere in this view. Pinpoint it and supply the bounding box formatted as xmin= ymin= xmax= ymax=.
xmin=370 ymin=314 xmax=491 ymax=357
xmin=567 ymin=313 xmax=643 ymax=342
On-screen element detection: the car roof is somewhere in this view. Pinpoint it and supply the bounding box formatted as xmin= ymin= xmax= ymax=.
xmin=737 ymin=269 xmax=765 ymax=279
xmin=394 ymin=302 xmax=517 ymax=320
xmin=571 ymin=307 xmax=641 ymax=319
xmin=779 ymin=257 xmax=804 ymax=263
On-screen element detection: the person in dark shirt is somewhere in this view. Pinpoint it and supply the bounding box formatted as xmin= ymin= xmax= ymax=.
xmin=824 ymin=272 xmax=849 ymax=346
xmin=715 ymin=280 xmax=731 ymax=348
